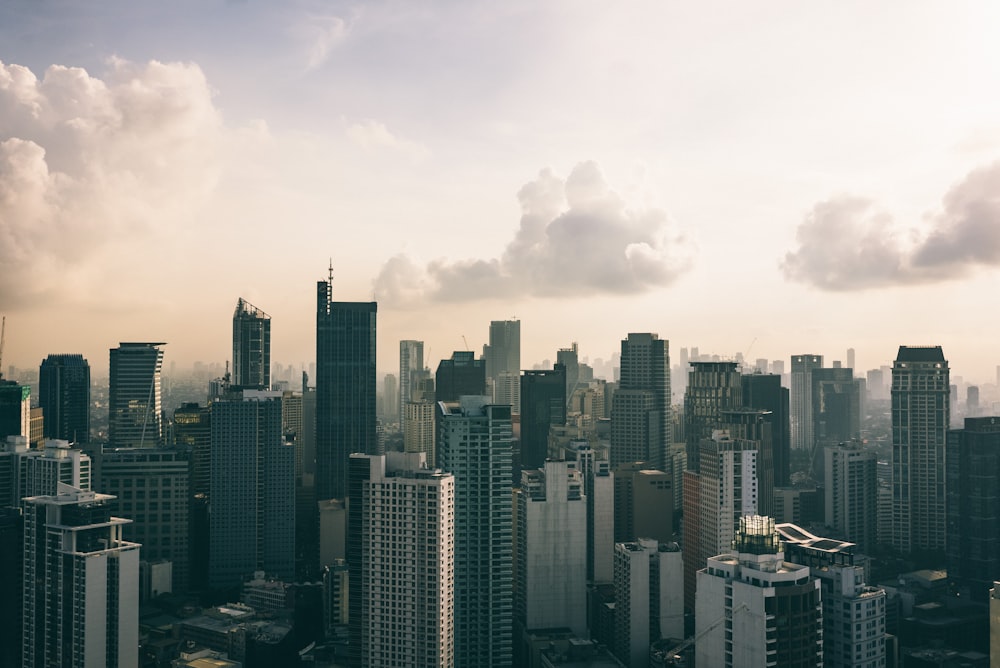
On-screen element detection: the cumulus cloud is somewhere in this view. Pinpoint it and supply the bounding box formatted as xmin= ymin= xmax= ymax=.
xmin=303 ymin=15 xmax=350 ymax=70
xmin=374 ymin=161 xmax=694 ymax=305
xmin=781 ymin=162 xmax=1000 ymax=290
xmin=0 ymin=59 xmax=222 ymax=309
xmin=346 ymin=119 xmax=429 ymax=160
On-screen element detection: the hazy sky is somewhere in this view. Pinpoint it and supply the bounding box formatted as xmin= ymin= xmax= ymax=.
xmin=3 ymin=1 xmax=1000 ymax=383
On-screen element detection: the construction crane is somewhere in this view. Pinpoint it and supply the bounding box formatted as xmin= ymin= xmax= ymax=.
xmin=461 ymin=335 xmax=470 ymax=352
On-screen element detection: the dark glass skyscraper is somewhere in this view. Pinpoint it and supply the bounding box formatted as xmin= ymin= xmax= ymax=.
xmin=519 ymin=365 xmax=566 ymax=470
xmin=109 ymin=342 xmax=165 ymax=448
xmin=316 ymin=270 xmax=377 ymax=500
xmin=39 ymin=354 xmax=91 ymax=444
xmin=435 ymin=351 xmax=486 ymax=403
xmin=612 ymin=333 xmax=670 ymax=470
xmin=232 ymin=298 xmax=271 ymax=390
xmin=741 ymin=373 xmax=790 ymax=487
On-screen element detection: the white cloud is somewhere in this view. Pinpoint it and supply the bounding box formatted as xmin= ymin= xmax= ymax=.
xmin=374 ymin=161 xmax=695 ymax=305
xmin=346 ymin=119 xmax=429 ymax=160
xmin=303 ymin=14 xmax=350 ymax=70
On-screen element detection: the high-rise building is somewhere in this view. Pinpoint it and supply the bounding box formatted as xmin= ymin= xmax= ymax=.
xmin=613 ymin=539 xmax=684 ymax=667
xmin=557 ymin=343 xmax=581 ymax=400
xmin=0 ymin=379 xmax=30 ymax=442
xmin=399 ymin=340 xmax=424 ymax=411
xmin=790 ymin=354 xmax=823 ymax=452
xmin=315 ymin=269 xmax=377 ymax=500
xmin=891 ymin=345 xmax=949 ymax=554
xmin=381 ymin=373 xmax=399 ymax=421
xmin=1 ymin=437 xmax=92 ymax=507
xmin=722 ymin=408 xmax=774 ymax=518
xmin=209 ymin=390 xmax=295 ymax=587
xmin=0 ymin=506 xmax=23 ymax=668
xmin=435 ymin=350 xmax=486 ymax=402
xmin=520 ymin=366 xmax=567 ymax=470
xmin=811 ymin=367 xmax=861 ymax=448
xmin=38 ymin=354 xmax=91 ymax=443
xmin=232 ymin=298 xmax=271 ymax=390
xmin=95 ymin=447 xmax=191 ymax=593
xmin=613 ymin=463 xmax=673 ymax=544
xmin=493 ymin=371 xmax=521 ymax=416
xmin=347 ymin=452 xmax=455 ymax=668
xmin=741 ymin=373 xmax=790 ymax=487
xmin=515 ymin=460 xmax=588 ymax=649
xmin=695 ymin=515 xmax=822 ymax=668
xmin=683 ymin=361 xmax=740 ymax=472
xmin=22 ymin=484 xmax=140 ymax=668
xmin=565 ymin=441 xmax=614 ymax=583
xmin=613 ymin=333 xmax=670 ymax=470
xmin=486 ymin=319 xmax=520 ymax=387
xmin=437 ymin=396 xmax=514 ymax=667
xmin=109 ymin=342 xmax=165 ymax=448
xmin=947 ymin=417 xmax=1000 ymax=600
xmin=173 ymin=402 xmax=210 ymax=496
xmin=824 ymin=441 xmax=877 ymax=553
xmin=779 ymin=523 xmax=885 ymax=668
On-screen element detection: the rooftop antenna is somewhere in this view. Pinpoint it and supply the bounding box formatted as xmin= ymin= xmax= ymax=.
xmin=328 ymin=258 xmax=334 ymax=284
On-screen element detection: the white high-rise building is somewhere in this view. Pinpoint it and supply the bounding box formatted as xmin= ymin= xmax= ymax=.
xmin=347 ymin=452 xmax=455 ymax=668
xmin=399 ymin=340 xmax=424 ymax=413
xmin=1 ymin=437 xmax=91 ymax=507
xmin=404 ymin=400 xmax=436 ymax=465
xmin=613 ymin=538 xmax=684 ymax=667
xmin=515 ymin=460 xmax=588 ymax=642
xmin=22 ymin=484 xmax=140 ymax=668
xmin=696 ymin=516 xmax=823 ymax=668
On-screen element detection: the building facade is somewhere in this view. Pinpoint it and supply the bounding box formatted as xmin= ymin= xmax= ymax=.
xmin=790 ymin=354 xmax=823 ymax=452
xmin=109 ymin=342 xmax=165 ymax=448
xmin=613 ymin=538 xmax=684 ymax=667
xmin=38 ymin=353 xmax=91 ymax=443
xmin=684 ymin=361 xmax=741 ymax=472
xmin=232 ymin=298 xmax=271 ymax=390
xmin=613 ymin=333 xmax=670 ymax=471
xmin=520 ymin=366 xmax=567 ymax=471
xmin=824 ymin=441 xmax=878 ymax=553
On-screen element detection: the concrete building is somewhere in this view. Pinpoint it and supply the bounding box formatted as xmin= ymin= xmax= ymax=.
xmin=1 ymin=437 xmax=92 ymax=507
xmin=38 ymin=353 xmax=91 ymax=443
xmin=613 ymin=463 xmax=672 ymax=544
xmin=778 ymin=523 xmax=885 ymax=668
xmin=485 ymin=320 xmax=521 ymax=400
xmin=790 ymin=354 xmax=823 ymax=452
xmin=403 ymin=400 xmax=436 ymax=465
xmin=347 ymin=452 xmax=455 ymax=668
xmin=613 ymin=539 xmax=683 ymax=667
xmin=683 ymin=361 xmax=741 ymax=472
xmin=515 ymin=460 xmax=588 ymax=648
xmin=109 ymin=342 xmax=165 ymax=448
xmin=22 ymin=484 xmax=140 ymax=668
xmin=824 ymin=441 xmax=878 ymax=553
xmin=613 ymin=333 xmax=670 ymax=471
xmin=565 ymin=441 xmax=615 ymax=583
xmin=232 ymin=298 xmax=270 ymax=390
xmin=695 ymin=515 xmax=822 ymax=668
xmin=437 ymin=396 xmax=514 ymax=667
xmin=891 ymin=346 xmax=949 ymax=554
xmin=399 ymin=340 xmax=424 ymax=418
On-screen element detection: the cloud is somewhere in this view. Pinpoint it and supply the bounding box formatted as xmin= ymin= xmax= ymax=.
xmin=781 ymin=162 xmax=1000 ymax=290
xmin=346 ymin=119 xmax=429 ymax=160
xmin=0 ymin=59 xmax=222 ymax=310
xmin=303 ymin=15 xmax=350 ymax=70
xmin=374 ymin=161 xmax=694 ymax=305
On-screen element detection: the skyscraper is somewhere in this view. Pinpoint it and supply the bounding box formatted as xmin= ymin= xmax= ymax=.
xmin=683 ymin=361 xmax=740 ymax=472
xmin=435 ymin=350 xmax=486 ymax=402
xmin=891 ymin=345 xmax=949 ymax=554
xmin=232 ymin=298 xmax=271 ymax=390
xmin=612 ymin=333 xmax=670 ymax=470
xmin=613 ymin=538 xmax=684 ymax=667
xmin=347 ymin=452 xmax=455 ymax=668
xmin=399 ymin=339 xmax=424 ymax=411
xmin=0 ymin=379 xmax=30 ymax=442
xmin=741 ymin=373 xmax=790 ymax=487
xmin=109 ymin=342 xmax=165 ymax=448
xmin=824 ymin=441 xmax=877 ymax=554
xmin=22 ymin=484 xmax=140 ymax=668
xmin=209 ymin=390 xmax=295 ymax=587
xmin=564 ymin=441 xmax=614 ymax=583
xmin=790 ymin=354 xmax=823 ymax=452
xmin=519 ymin=365 xmax=566 ymax=470
xmin=811 ymin=367 xmax=861 ymax=448
xmin=486 ymin=319 xmax=520 ymax=388
xmin=315 ymin=269 xmax=377 ymax=500
xmin=437 ymin=396 xmax=514 ymax=666
xmin=38 ymin=353 xmax=91 ymax=443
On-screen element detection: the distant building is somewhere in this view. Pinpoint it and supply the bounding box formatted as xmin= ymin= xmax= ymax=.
xmin=0 ymin=379 xmax=30 ymax=442
xmin=109 ymin=342 xmax=165 ymax=448
xmin=613 ymin=539 xmax=683 ymax=667
xmin=613 ymin=463 xmax=673 ymax=544
xmin=435 ymin=350 xmax=486 ymax=403
xmin=613 ymin=334 xmax=670 ymax=471
xmin=683 ymin=361 xmax=740 ymax=472
xmin=22 ymin=484 xmax=140 ymax=668
xmin=486 ymin=320 xmax=521 ymax=395
xmin=38 ymin=353 xmax=91 ymax=443
xmin=824 ymin=441 xmax=877 ymax=553
xmin=521 ymin=366 xmax=567 ymax=470
xmin=565 ymin=441 xmax=615 ymax=583
xmin=232 ymin=298 xmax=271 ymax=390
xmin=741 ymin=373 xmax=790 ymax=487
xmin=173 ymin=402 xmax=210 ymax=496
xmin=399 ymin=339 xmax=424 ymax=411
xmin=790 ymin=354 xmax=823 ymax=452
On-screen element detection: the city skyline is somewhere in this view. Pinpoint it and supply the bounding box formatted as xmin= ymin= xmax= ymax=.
xmin=4 ymin=3 xmax=1000 ymax=382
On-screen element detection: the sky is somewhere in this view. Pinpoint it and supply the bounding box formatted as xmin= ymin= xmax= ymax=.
xmin=2 ymin=1 xmax=1000 ymax=384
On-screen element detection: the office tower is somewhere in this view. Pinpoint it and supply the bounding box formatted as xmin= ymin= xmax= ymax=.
xmin=22 ymin=484 xmax=140 ymax=668
xmin=1 ymin=438 xmax=92 ymax=507
xmin=811 ymin=367 xmax=861 ymax=448
xmin=722 ymin=408 xmax=774 ymax=517
xmin=435 ymin=350 xmax=486 ymax=402
xmin=399 ymin=339 xmax=424 ymax=409
xmin=847 ymin=348 xmax=856 ymax=372
xmin=520 ymin=365 xmax=567 ymax=470
xmin=947 ymin=417 xmax=1000 ymax=600
xmin=515 ymin=460 xmax=588 ymax=647
xmin=315 ymin=269 xmax=377 ymax=500
xmin=38 ymin=353 xmax=90 ymax=443
xmin=95 ymin=447 xmax=191 ymax=593
xmin=209 ymin=391 xmax=295 ymax=588
xmin=437 ymin=397 xmax=513 ymax=666
xmin=232 ymin=298 xmax=270 ymax=390
xmin=779 ymin=523 xmax=885 ymax=668
xmin=683 ymin=361 xmax=740 ymax=472
xmin=967 ymin=386 xmax=980 ymax=416
xmin=557 ymin=343 xmax=581 ymax=399
xmin=0 ymin=507 xmax=22 ymax=668
xmin=0 ymin=379 xmax=30 ymax=441
xmin=867 ymin=369 xmax=886 ymax=402
xmin=565 ymin=441 xmax=614 ymax=583
xmin=613 ymin=463 xmax=673 ymax=543
xmin=613 ymin=539 xmax=684 ymax=667
xmin=381 ymin=373 xmax=398 ymax=421
xmin=347 ymin=452 xmax=455 ymax=668
xmin=683 ymin=430 xmax=758 ymax=612
xmin=109 ymin=342 xmax=165 ymax=448
xmin=403 ymin=400 xmax=436 ymax=464
xmin=891 ymin=345 xmax=949 ymax=554
xmin=695 ymin=516 xmax=822 ymax=668
xmin=494 ymin=371 xmax=521 ymax=415
xmin=173 ymin=402 xmax=210 ymax=496
xmin=613 ymin=333 xmax=670 ymax=471
xmin=824 ymin=441 xmax=877 ymax=553
xmin=742 ymin=373 xmax=791 ymax=487
xmin=486 ymin=319 xmax=520 ymax=386
xmin=790 ymin=354 xmax=823 ymax=452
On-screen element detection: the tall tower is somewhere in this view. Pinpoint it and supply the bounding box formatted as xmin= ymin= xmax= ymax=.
xmin=347 ymin=452 xmax=455 ymax=668
xmin=209 ymin=391 xmax=295 ymax=587
xmin=38 ymin=354 xmax=91 ymax=443
xmin=0 ymin=380 xmax=30 ymax=442
xmin=437 ymin=396 xmax=514 ymax=666
xmin=22 ymin=484 xmax=140 ymax=668
xmin=519 ymin=365 xmax=567 ymax=470
xmin=824 ymin=442 xmax=877 ymax=554
xmin=486 ymin=319 xmax=521 ymax=390
xmin=108 ymin=342 xmax=165 ymax=448
xmin=612 ymin=333 xmax=670 ymax=470
xmin=232 ymin=298 xmax=271 ymax=390
xmin=315 ymin=268 xmax=377 ymax=500
xmin=613 ymin=538 xmax=684 ymax=667
xmin=741 ymin=373 xmax=790 ymax=487
xmin=790 ymin=354 xmax=823 ymax=452
xmin=683 ymin=361 xmax=741 ymax=472
xmin=891 ymin=345 xmax=949 ymax=554
xmin=435 ymin=350 xmax=486 ymax=402
xmin=399 ymin=340 xmax=424 ymax=412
